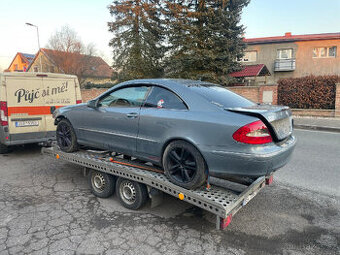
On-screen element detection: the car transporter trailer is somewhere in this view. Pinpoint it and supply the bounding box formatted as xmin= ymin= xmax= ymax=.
xmin=42 ymin=146 xmax=273 ymax=230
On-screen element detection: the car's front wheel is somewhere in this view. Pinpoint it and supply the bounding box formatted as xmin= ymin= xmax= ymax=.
xmin=56 ymin=119 xmax=78 ymax=152
xmin=163 ymin=140 xmax=207 ymax=190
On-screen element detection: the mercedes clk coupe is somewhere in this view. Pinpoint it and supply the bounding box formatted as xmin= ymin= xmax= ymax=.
xmin=54 ymin=79 xmax=296 ymax=189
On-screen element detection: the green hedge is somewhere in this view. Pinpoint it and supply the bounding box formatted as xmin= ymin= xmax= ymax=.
xmin=278 ymin=75 xmax=340 ymax=109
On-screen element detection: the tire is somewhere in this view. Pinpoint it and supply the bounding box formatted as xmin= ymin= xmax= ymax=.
xmin=0 ymin=143 xmax=9 ymax=154
xmin=56 ymin=119 xmax=78 ymax=152
xmin=116 ymin=177 xmax=148 ymax=210
xmin=88 ymin=170 xmax=116 ymax=198
xmin=163 ymin=140 xmax=207 ymax=190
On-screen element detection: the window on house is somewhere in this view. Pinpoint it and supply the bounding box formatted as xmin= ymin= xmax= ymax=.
xmin=33 ymin=66 xmax=39 ymax=72
xmin=14 ymin=64 xmax=18 ymax=70
xmin=241 ymin=51 xmax=257 ymax=62
xmin=277 ymin=49 xmax=293 ymax=59
xmin=313 ymin=46 xmax=337 ymax=58
xmin=50 ymin=66 xmax=55 ymax=73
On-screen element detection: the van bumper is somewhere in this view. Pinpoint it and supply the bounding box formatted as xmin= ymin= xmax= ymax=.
xmin=0 ymin=127 xmax=55 ymax=146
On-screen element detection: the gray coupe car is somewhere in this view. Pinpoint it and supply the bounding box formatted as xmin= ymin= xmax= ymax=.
xmin=54 ymin=79 xmax=296 ymax=189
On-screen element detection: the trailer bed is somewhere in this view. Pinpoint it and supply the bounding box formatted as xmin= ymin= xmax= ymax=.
xmin=42 ymin=146 xmax=268 ymax=230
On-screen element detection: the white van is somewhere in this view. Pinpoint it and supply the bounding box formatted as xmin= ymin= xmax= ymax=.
xmin=0 ymin=72 xmax=82 ymax=153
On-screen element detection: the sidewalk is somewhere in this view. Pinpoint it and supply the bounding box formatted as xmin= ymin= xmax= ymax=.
xmin=293 ymin=116 xmax=340 ymax=132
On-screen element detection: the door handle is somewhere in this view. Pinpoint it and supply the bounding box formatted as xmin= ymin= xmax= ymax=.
xmin=126 ymin=112 xmax=138 ymax=118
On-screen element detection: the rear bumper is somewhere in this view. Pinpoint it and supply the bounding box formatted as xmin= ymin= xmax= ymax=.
xmin=0 ymin=127 xmax=55 ymax=146
xmin=203 ymin=135 xmax=297 ymax=178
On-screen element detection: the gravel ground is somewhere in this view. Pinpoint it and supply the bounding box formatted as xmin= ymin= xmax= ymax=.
xmin=0 ymin=144 xmax=339 ymax=255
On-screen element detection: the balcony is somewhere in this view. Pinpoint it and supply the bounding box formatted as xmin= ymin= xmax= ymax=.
xmin=274 ymin=58 xmax=296 ymax=72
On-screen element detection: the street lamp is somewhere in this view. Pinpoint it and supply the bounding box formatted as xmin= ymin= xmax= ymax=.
xmin=25 ymin=22 xmax=42 ymax=72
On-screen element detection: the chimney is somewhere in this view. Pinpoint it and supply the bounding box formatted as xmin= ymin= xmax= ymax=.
xmin=285 ymin=32 xmax=292 ymax=37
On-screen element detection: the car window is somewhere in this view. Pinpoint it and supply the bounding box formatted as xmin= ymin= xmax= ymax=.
xmin=188 ymin=84 xmax=255 ymax=108
xmin=144 ymin=86 xmax=187 ymax=110
xmin=98 ymin=86 xmax=149 ymax=108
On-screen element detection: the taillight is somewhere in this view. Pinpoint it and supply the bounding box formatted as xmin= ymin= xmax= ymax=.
xmin=0 ymin=101 xmax=8 ymax=126
xmin=76 ymin=100 xmax=82 ymax=104
xmin=233 ymin=120 xmax=273 ymax=144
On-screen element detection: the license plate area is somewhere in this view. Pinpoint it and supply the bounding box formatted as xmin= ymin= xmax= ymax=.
xmin=271 ymin=117 xmax=292 ymax=140
xmin=15 ymin=120 xmax=39 ymax=127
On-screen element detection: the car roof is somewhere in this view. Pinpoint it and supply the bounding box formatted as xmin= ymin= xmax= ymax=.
xmin=119 ymin=78 xmax=217 ymax=89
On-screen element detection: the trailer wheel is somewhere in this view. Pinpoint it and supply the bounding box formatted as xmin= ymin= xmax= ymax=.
xmin=89 ymin=170 xmax=115 ymax=198
xmin=0 ymin=143 xmax=9 ymax=154
xmin=116 ymin=177 xmax=148 ymax=210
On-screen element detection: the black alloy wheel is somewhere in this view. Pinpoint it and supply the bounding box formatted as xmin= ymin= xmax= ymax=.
xmin=163 ymin=141 xmax=207 ymax=190
xmin=168 ymin=147 xmax=197 ymax=183
xmin=56 ymin=119 xmax=78 ymax=152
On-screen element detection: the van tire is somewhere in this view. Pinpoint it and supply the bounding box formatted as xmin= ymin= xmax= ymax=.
xmin=56 ymin=119 xmax=79 ymax=152
xmin=0 ymin=143 xmax=9 ymax=154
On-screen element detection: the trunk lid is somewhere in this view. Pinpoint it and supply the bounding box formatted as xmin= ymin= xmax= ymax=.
xmin=226 ymin=104 xmax=293 ymax=141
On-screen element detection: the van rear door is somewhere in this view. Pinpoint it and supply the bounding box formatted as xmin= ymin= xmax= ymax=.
xmin=42 ymin=75 xmax=80 ymax=138
xmin=6 ymin=74 xmax=47 ymax=142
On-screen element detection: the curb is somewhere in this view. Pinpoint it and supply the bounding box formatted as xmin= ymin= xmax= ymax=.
xmin=294 ymin=124 xmax=340 ymax=133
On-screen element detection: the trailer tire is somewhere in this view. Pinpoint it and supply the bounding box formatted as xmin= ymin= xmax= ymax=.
xmin=0 ymin=143 xmax=9 ymax=154
xmin=116 ymin=177 xmax=148 ymax=210
xmin=56 ymin=119 xmax=78 ymax=153
xmin=89 ymin=170 xmax=116 ymax=198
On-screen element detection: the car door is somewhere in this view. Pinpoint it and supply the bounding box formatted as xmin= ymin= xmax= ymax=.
xmin=80 ymin=85 xmax=150 ymax=154
xmin=137 ymin=86 xmax=188 ymax=161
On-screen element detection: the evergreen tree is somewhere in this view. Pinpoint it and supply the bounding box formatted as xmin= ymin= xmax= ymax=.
xmin=108 ymin=0 xmax=164 ymax=81
xmin=165 ymin=0 xmax=249 ymax=85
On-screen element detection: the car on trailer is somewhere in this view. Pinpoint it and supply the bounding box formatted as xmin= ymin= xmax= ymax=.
xmin=53 ymin=79 xmax=296 ymax=189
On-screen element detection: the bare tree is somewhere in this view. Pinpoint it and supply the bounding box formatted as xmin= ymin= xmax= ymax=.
xmin=45 ymin=25 xmax=100 ymax=85
xmin=47 ymin=25 xmax=84 ymax=53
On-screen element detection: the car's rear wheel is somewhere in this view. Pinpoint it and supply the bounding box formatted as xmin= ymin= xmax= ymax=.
xmin=0 ymin=143 xmax=9 ymax=154
xmin=56 ymin=119 xmax=78 ymax=152
xmin=163 ymin=140 xmax=207 ymax=190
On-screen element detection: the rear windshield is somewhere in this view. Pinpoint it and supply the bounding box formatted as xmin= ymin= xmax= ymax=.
xmin=188 ymin=84 xmax=255 ymax=108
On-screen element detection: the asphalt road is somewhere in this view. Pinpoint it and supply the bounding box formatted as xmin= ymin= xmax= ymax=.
xmin=275 ymin=129 xmax=340 ymax=197
xmin=0 ymin=130 xmax=339 ymax=255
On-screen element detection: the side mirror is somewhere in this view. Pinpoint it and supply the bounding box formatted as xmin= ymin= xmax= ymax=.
xmin=87 ymin=100 xmax=97 ymax=109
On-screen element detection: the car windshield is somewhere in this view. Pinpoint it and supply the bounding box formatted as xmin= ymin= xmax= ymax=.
xmin=188 ymin=84 xmax=255 ymax=108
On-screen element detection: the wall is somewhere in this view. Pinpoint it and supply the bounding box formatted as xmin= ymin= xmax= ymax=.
xmin=81 ymin=88 xmax=108 ymax=102
xmin=228 ymin=85 xmax=278 ymax=104
xmin=245 ymin=38 xmax=340 ymax=83
xmin=27 ymin=52 xmax=62 ymax=73
xmin=295 ymin=40 xmax=340 ymax=78
xmin=8 ymin=54 xmax=28 ymax=72
xmin=336 ymin=83 xmax=340 ymax=117
xmin=245 ymin=42 xmax=297 ymax=83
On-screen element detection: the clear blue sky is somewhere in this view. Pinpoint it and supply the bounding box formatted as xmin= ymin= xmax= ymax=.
xmin=0 ymin=0 xmax=339 ymax=70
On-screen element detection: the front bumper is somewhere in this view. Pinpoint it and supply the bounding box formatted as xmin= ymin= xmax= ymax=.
xmin=203 ymin=135 xmax=297 ymax=178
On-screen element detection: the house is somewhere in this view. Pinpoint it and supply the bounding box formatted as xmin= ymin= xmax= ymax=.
xmin=27 ymin=48 xmax=114 ymax=85
xmin=235 ymin=32 xmax=340 ymax=84
xmin=7 ymin=52 xmax=35 ymax=72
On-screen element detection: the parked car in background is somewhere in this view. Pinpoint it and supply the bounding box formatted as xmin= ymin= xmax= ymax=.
xmin=54 ymin=79 xmax=296 ymax=189
xmin=0 ymin=72 xmax=82 ymax=153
